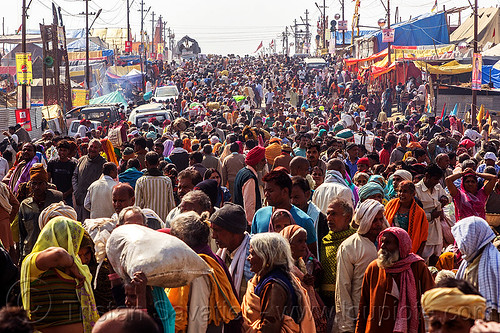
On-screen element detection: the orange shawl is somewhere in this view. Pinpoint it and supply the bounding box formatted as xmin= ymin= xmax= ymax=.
xmin=384 ymin=198 xmax=428 ymax=254
xmin=435 ymin=252 xmax=455 ymax=271
xmin=241 ymin=275 xmax=316 ymax=333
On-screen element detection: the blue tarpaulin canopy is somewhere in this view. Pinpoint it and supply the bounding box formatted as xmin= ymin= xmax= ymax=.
xmin=67 ymin=37 xmax=102 ymax=51
xmin=364 ymin=12 xmax=449 ymax=51
xmin=482 ymin=63 xmax=500 ymax=89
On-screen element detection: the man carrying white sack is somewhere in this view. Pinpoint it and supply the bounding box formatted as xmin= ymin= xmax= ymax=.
xmin=335 ymin=199 xmax=388 ymax=333
xmin=169 ymin=211 xmax=241 ymax=333
xmin=211 ymin=202 xmax=254 ymax=302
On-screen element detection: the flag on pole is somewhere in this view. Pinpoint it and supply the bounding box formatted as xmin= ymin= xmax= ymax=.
xmin=254 ymin=41 xmax=263 ymax=53
xmin=431 ymin=0 xmax=438 ymax=12
xmin=439 ymin=103 xmax=446 ymax=119
xmin=477 ymin=104 xmax=484 ymax=131
xmin=450 ymin=103 xmax=458 ymax=116
xmin=15 ymin=24 xmax=22 ymax=35
xmin=487 ymin=110 xmax=493 ymax=134
xmin=270 ymin=39 xmax=275 ymax=48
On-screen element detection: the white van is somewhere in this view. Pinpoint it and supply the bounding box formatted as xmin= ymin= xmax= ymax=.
xmin=152 ymin=85 xmax=179 ymax=103
xmin=128 ymin=103 xmax=173 ymax=127
xmin=304 ymin=58 xmax=327 ymax=70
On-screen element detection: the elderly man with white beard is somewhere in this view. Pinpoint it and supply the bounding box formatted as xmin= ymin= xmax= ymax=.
xmin=356 ymin=227 xmax=435 ymax=333
xmin=335 ymin=199 xmax=388 ymax=333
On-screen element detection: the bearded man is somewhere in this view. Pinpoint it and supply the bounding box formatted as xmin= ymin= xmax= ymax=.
xmin=356 ymin=227 xmax=434 ymax=333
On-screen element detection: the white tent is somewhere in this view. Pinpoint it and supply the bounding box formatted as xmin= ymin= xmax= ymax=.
xmin=483 ymin=43 xmax=500 ymax=56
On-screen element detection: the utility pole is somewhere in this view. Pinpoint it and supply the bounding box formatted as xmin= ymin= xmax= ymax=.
xmin=323 ymin=0 xmax=327 ymax=51
xmin=472 ymin=0 xmax=478 ymax=124
xmin=387 ymin=0 xmax=391 ymax=65
xmin=85 ymin=0 xmax=90 ymax=90
xmin=285 ymin=26 xmax=289 ymax=56
xmin=126 ymin=0 xmax=130 ymax=42
xmin=342 ymin=0 xmax=345 ymax=46
xmin=21 ymin=0 xmax=27 ymax=109
xmin=151 ymin=11 xmax=155 ymax=56
xmin=305 ymin=9 xmax=310 ymax=53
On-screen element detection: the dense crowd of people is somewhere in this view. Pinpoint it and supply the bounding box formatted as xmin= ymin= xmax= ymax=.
xmin=1 ymin=54 xmax=500 ymax=333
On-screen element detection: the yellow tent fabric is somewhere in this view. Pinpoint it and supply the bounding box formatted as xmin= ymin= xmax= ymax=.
xmin=107 ymin=65 xmax=141 ymax=76
xmin=68 ymin=51 xmax=102 ymax=60
xmin=413 ymin=60 xmax=472 ymax=75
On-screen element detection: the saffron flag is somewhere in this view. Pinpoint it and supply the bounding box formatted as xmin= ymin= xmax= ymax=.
xmin=477 ymin=104 xmax=484 ymax=131
xmin=254 ymin=41 xmax=263 ymax=53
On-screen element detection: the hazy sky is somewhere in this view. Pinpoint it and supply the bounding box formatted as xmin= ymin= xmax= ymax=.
xmin=2 ymin=0 xmax=496 ymax=55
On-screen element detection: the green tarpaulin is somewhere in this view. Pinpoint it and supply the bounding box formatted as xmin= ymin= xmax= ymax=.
xmin=89 ymin=90 xmax=127 ymax=106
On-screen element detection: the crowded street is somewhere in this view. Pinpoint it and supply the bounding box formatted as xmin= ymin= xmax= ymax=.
xmin=1 ymin=0 xmax=500 ymax=332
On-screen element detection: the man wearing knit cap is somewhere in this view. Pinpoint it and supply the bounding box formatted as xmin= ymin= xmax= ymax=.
xmin=211 ymin=203 xmax=253 ymax=302
xmin=18 ymin=163 xmax=63 ymax=263
xmin=233 ymin=145 xmax=266 ymax=224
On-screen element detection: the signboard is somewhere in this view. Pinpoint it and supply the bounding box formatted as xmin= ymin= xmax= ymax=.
xmin=17 ymin=85 xmax=31 ymax=109
xmin=325 ymin=29 xmax=331 ymax=40
xmin=125 ymin=41 xmax=132 ymax=53
xmin=472 ymin=53 xmax=482 ymax=91
xmin=138 ymin=44 xmax=144 ymax=53
xmin=338 ymin=20 xmax=348 ymax=31
xmin=57 ymin=26 xmax=66 ymax=48
xmin=15 ymin=108 xmax=32 ymax=131
xmin=72 ymin=89 xmax=89 ymax=107
xmin=15 ymin=53 xmax=33 ymax=85
xmin=382 ymin=29 xmax=395 ymax=43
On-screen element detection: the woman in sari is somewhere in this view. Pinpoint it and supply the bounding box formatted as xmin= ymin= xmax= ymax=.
xmin=242 ymin=232 xmax=316 ymax=332
xmin=384 ymin=180 xmax=428 ymax=256
xmin=446 ymin=167 xmax=497 ymax=220
xmin=20 ymin=216 xmax=99 ymax=333
xmin=280 ymin=225 xmax=326 ymax=333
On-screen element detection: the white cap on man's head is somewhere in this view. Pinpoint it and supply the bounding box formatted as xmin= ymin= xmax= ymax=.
xmin=484 ymin=152 xmax=497 ymax=161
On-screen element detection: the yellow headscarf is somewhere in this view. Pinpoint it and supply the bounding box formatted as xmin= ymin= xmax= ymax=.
xmin=421 ymin=287 xmax=486 ymax=320
xmin=20 ymin=217 xmax=99 ymax=333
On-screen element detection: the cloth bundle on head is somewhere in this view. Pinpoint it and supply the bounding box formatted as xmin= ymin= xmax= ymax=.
xmin=245 ymin=146 xmax=265 ymax=166
xmin=392 ymin=169 xmax=413 ymax=181
xmin=211 ymin=136 xmax=220 ymax=145
xmin=210 ymin=202 xmax=247 ymax=234
xmin=377 ymin=227 xmax=424 ymax=333
xmin=421 ymin=287 xmax=486 ymax=320
xmin=452 ymin=216 xmax=500 ymax=319
xmin=352 ymin=199 xmax=388 ymax=234
xmin=38 ymin=201 xmax=78 ymax=230
xmin=29 ymin=163 xmax=48 ymax=182
xmin=358 ymin=182 xmax=385 ymax=202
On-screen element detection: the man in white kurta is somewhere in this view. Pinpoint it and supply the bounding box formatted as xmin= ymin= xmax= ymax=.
xmin=84 ymin=162 xmax=118 ymax=219
xmin=335 ymin=199 xmax=388 ymax=332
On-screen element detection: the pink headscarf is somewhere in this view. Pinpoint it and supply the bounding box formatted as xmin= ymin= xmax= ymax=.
xmin=269 ymin=209 xmax=296 ymax=232
xmin=377 ymin=227 xmax=423 ymax=333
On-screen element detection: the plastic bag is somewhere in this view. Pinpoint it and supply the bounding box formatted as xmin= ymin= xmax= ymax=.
xmin=106 ymin=224 xmax=212 ymax=288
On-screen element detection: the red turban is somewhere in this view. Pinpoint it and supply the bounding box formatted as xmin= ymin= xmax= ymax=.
xmin=357 ymin=157 xmax=369 ymax=165
xmin=245 ymin=146 xmax=265 ymax=166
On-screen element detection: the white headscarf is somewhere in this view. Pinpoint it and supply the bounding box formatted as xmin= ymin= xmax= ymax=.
xmin=352 ymin=199 xmax=388 ymax=235
xmin=452 ymin=216 xmax=500 ymax=319
xmin=392 ymin=169 xmax=413 ymax=181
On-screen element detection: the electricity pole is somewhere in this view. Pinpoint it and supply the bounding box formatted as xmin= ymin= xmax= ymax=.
xmin=342 ymin=0 xmax=345 ymax=46
xmin=85 ymin=0 xmax=90 ymax=90
xmin=305 ymin=9 xmax=310 ymax=53
xmin=387 ymin=0 xmax=391 ymax=65
xmin=323 ymin=0 xmax=326 ymax=50
xmin=151 ymin=11 xmax=155 ymax=56
xmin=126 ymin=0 xmax=130 ymax=42
xmin=21 ymin=0 xmax=27 ymax=109
xmin=472 ymin=0 xmax=478 ymax=124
